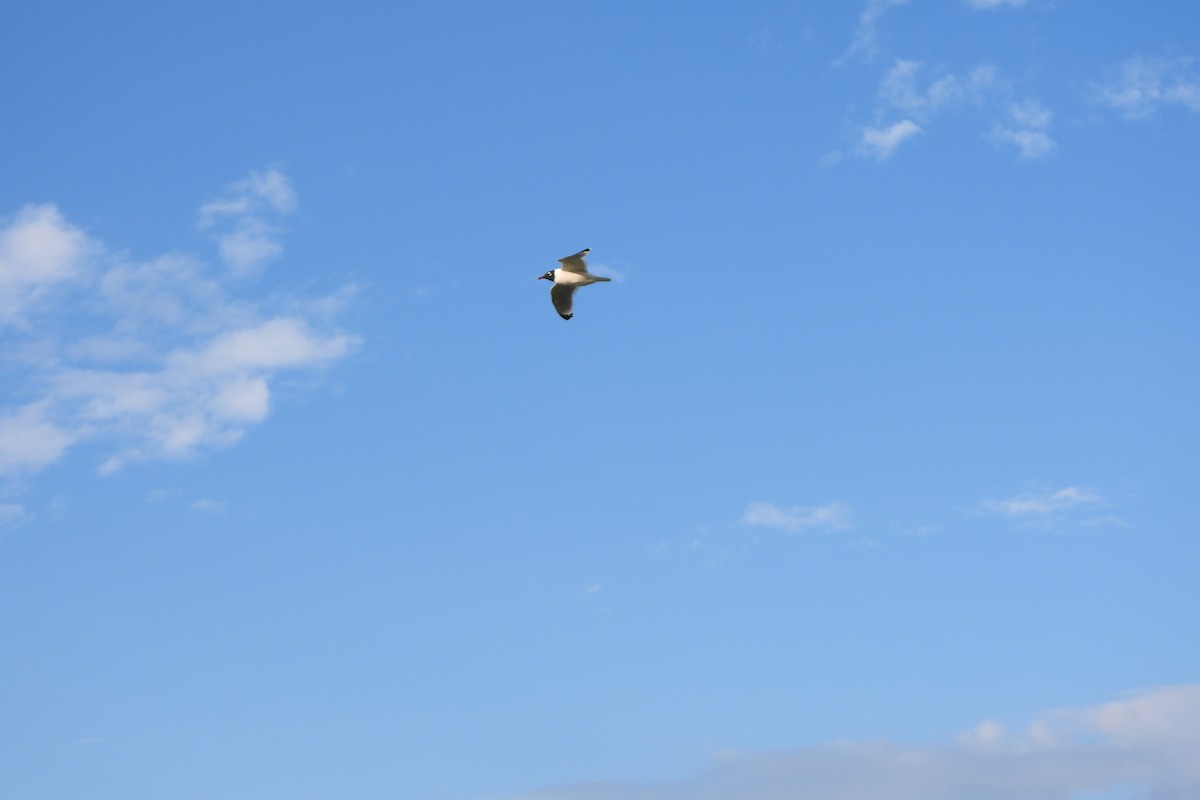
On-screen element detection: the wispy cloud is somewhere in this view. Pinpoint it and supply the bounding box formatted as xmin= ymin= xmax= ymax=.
xmin=991 ymin=126 xmax=1056 ymax=159
xmin=0 ymin=169 xmax=358 ymax=480
xmin=743 ymin=501 xmax=853 ymax=534
xmin=0 ymin=402 xmax=76 ymax=475
xmin=860 ymin=119 xmax=923 ymax=159
xmin=879 ymin=60 xmax=998 ymax=119
xmin=198 ymin=168 xmax=297 ymax=276
xmin=576 ymin=582 xmax=603 ymax=601
xmin=840 ymin=0 xmax=908 ymax=64
xmin=0 ymin=503 xmax=28 ymax=528
xmin=964 ymin=0 xmax=1028 ymax=9
xmin=1092 ymin=54 xmax=1200 ymax=119
xmin=992 ymin=100 xmax=1057 ymax=158
xmin=511 ymin=685 xmax=1200 ymax=800
xmin=982 ymin=486 xmax=1101 ymax=517
xmin=847 ymin=59 xmax=1054 ymax=161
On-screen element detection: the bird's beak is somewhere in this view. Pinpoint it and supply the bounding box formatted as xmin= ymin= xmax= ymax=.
xmin=537 ymin=274 xmax=549 ymax=280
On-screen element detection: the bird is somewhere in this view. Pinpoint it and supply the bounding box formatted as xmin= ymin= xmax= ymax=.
xmin=537 ymin=248 xmax=611 ymax=320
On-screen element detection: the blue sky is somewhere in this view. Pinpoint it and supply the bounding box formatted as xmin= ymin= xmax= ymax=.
xmin=2 ymin=2 xmax=1199 ymax=798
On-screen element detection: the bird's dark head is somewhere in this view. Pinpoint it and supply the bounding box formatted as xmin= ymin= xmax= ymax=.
xmin=537 ymin=270 xmax=555 ymax=281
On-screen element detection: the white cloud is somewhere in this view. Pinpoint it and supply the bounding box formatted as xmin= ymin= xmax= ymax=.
xmin=0 ymin=204 xmax=97 ymax=326
xmin=743 ymin=501 xmax=853 ymax=534
xmin=983 ymin=486 xmax=1101 ymax=516
xmin=0 ymin=503 xmax=29 ymax=528
xmin=860 ymin=119 xmax=922 ymax=159
xmin=191 ymin=318 xmax=356 ymax=373
xmin=850 ymin=60 xmax=1053 ymax=161
xmin=0 ymin=403 xmax=76 ymax=475
xmin=959 ymin=717 xmax=1007 ymax=746
xmin=1008 ymin=99 xmax=1053 ymax=129
xmin=43 ymin=316 xmax=357 ymax=471
xmin=1093 ymin=55 xmax=1200 ymax=119
xmin=1078 ymin=685 xmax=1200 ymax=760
xmin=216 ymin=219 xmax=284 ymax=273
xmin=965 ymin=0 xmax=1027 ymax=8
xmin=0 ymin=169 xmax=358 ymax=480
xmin=992 ymin=127 xmax=1056 ymax=159
xmin=510 ymin=685 xmax=1200 ymax=800
xmin=840 ymin=0 xmax=908 ymax=64
xmin=879 ymin=59 xmax=948 ymax=116
xmin=992 ymin=100 xmax=1057 ymax=158
xmin=880 ymin=60 xmax=998 ymax=119
xmin=198 ymin=167 xmax=297 ymax=275
xmin=197 ymin=168 xmax=297 ymax=225
xmin=96 ymin=253 xmax=227 ymax=331
xmin=212 ymin=375 xmax=271 ymax=422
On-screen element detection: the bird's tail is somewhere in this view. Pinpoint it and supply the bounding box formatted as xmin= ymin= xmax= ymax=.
xmin=593 ymin=276 xmax=612 ymax=282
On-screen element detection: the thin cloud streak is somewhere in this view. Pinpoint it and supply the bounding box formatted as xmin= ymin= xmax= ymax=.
xmin=512 ymin=685 xmax=1200 ymax=800
xmin=743 ymin=500 xmax=853 ymax=534
xmin=860 ymin=119 xmax=922 ymax=159
xmin=965 ymin=0 xmax=1028 ymax=8
xmin=983 ymin=486 xmax=1101 ymax=516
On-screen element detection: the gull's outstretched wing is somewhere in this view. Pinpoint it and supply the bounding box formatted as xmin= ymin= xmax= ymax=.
xmin=557 ymin=248 xmax=591 ymax=273
xmin=550 ymin=284 xmax=576 ymax=320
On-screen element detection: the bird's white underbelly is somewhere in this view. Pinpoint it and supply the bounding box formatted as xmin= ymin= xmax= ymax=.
xmin=555 ymin=269 xmax=599 ymax=286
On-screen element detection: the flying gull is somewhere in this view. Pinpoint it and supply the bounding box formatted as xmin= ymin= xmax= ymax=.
xmin=538 ymin=248 xmax=611 ymax=320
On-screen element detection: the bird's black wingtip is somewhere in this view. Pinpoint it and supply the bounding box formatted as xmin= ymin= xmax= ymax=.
xmin=559 ymin=312 xmax=573 ymax=320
